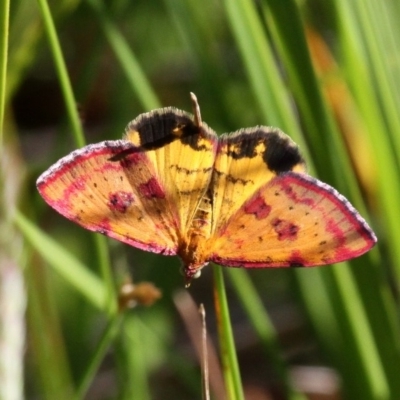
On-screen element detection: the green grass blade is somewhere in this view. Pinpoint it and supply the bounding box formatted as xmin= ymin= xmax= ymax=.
xmin=233 ymin=1 xmax=400 ymax=398
xmin=75 ymin=314 xmax=124 ymax=399
xmin=93 ymin=233 xmax=117 ymax=314
xmin=36 ymin=0 xmax=116 ymax=312
xmin=213 ymin=265 xmax=244 ymax=400
xmin=261 ymin=2 xmax=400 ymax=398
xmin=85 ymin=0 xmax=160 ymax=110
xmin=118 ymin=315 xmax=152 ymax=400
xmin=162 ymin=0 xmax=235 ymax=129
xmin=227 ymin=269 xmax=306 ymax=400
xmin=337 ymin=1 xmax=400 ymax=282
xmin=355 ymin=2 xmax=400 ymax=164
xmin=335 ymin=0 xmax=400 ymax=310
xmin=223 ymin=0 xmax=307 ymax=151
xmin=263 ymin=0 xmax=363 ymax=203
xmin=331 ymin=265 xmax=389 ymax=398
xmin=14 ymin=211 xmax=107 ymax=311
xmin=295 ymin=266 xmax=387 ymax=399
xmin=0 ymin=0 xmax=10 ymax=143
xmin=331 ymin=2 xmax=400 ymax=396
xmin=27 ymin=261 xmax=75 ymax=400
xmin=36 ymin=0 xmax=85 ymax=148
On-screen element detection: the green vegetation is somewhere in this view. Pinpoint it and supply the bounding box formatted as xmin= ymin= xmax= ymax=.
xmin=2 ymin=0 xmax=400 ymax=398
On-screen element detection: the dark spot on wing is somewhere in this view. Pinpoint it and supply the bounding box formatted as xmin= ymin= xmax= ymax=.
xmin=263 ymin=129 xmax=304 ymax=173
xmin=108 ymin=191 xmax=134 ymax=213
xmin=272 ymin=218 xmax=299 ymax=241
xmin=220 ymin=127 xmax=304 ymax=174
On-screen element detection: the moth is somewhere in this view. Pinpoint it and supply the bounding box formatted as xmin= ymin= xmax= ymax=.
xmin=37 ymin=94 xmax=376 ymax=285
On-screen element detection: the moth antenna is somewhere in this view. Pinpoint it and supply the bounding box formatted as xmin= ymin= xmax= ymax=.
xmin=199 ymin=304 xmax=210 ymax=400
xmin=190 ymin=92 xmax=202 ymax=128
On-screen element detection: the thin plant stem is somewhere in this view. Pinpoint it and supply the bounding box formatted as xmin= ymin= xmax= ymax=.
xmin=35 ymin=0 xmax=116 ymax=314
xmin=213 ymin=264 xmax=244 ymax=400
xmin=0 ymin=0 xmax=10 ymax=143
xmin=227 ymin=269 xmax=307 ymax=400
xmin=36 ymin=0 xmax=85 ymax=148
xmin=74 ymin=314 xmax=124 ymax=400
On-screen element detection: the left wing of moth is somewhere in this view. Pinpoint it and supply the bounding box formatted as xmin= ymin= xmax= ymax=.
xmin=207 ymin=172 xmax=377 ymax=268
xmin=37 ymin=140 xmax=182 ymax=255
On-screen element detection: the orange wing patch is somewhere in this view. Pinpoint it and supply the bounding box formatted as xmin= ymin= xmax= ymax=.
xmin=207 ymin=172 xmax=375 ymax=267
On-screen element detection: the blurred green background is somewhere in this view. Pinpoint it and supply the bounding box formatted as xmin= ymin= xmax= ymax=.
xmin=2 ymin=0 xmax=400 ymax=399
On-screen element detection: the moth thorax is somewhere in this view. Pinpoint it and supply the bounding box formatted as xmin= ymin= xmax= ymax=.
xmin=178 ymin=193 xmax=211 ymax=268
xmin=190 ymin=190 xmax=212 ymax=233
